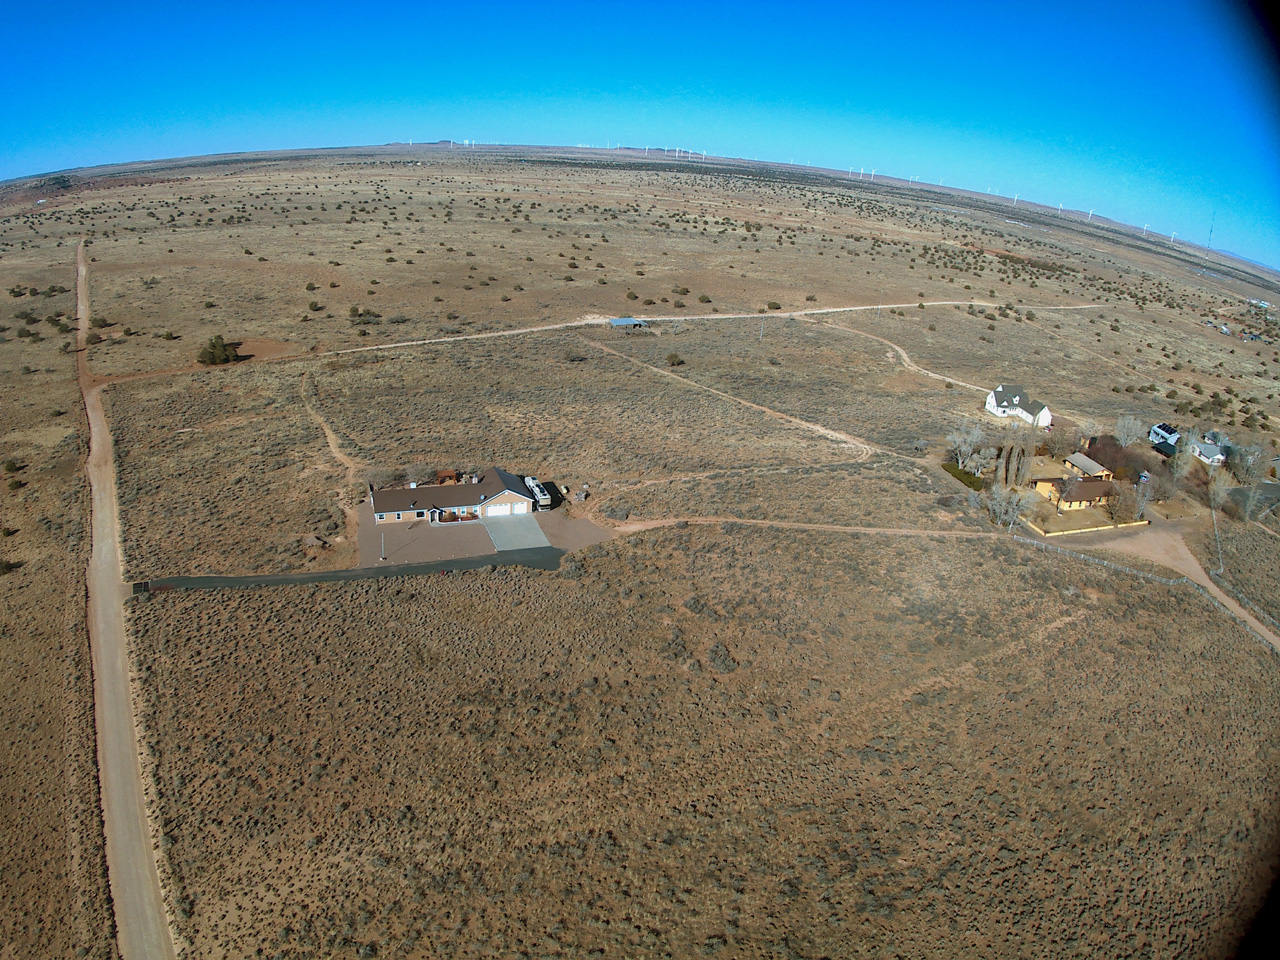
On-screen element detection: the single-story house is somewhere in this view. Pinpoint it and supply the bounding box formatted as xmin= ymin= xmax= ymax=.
xmin=1033 ymin=476 xmax=1115 ymax=511
xmin=609 ymin=317 xmax=649 ymax=329
xmin=1191 ymin=438 xmax=1227 ymax=467
xmin=370 ymin=466 xmax=535 ymax=524
xmin=1064 ymin=452 xmax=1114 ymax=480
xmin=984 ymin=384 xmax=1053 ymax=429
xmin=1149 ymin=422 xmax=1180 ymax=446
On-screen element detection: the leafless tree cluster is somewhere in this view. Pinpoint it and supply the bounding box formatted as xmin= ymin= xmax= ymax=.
xmin=984 ymin=485 xmax=1037 ymax=531
xmin=947 ymin=423 xmax=994 ymax=477
xmin=994 ymin=426 xmax=1036 ymax=488
xmin=1114 ymin=415 xmax=1147 ymax=448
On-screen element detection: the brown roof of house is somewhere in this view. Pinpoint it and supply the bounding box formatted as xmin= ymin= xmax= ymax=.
xmin=1056 ymin=477 xmax=1115 ymax=503
xmin=371 ymin=466 xmax=532 ymax=514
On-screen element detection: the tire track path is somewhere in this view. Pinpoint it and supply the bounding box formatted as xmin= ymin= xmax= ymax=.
xmin=590 ymin=340 xmax=881 ymax=460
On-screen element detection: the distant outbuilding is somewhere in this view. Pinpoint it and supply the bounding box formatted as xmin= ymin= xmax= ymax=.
xmin=609 ymin=317 xmax=649 ymax=329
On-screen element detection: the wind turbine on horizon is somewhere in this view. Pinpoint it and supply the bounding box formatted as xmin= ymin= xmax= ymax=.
xmin=1087 ymin=209 xmax=1095 ymax=222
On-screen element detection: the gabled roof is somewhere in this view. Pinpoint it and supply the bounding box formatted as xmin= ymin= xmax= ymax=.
xmin=1065 ymin=452 xmax=1109 ymax=476
xmin=990 ymin=384 xmax=1046 ymax=416
xmin=989 ymin=384 xmax=1027 ymax=407
xmin=370 ymin=466 xmax=533 ymax=514
xmin=1056 ymin=477 xmax=1115 ymax=503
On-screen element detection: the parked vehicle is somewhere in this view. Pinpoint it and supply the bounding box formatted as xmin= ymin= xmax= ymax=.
xmin=524 ymin=476 xmax=552 ymax=508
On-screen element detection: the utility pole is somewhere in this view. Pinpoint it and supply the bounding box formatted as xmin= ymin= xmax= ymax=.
xmin=1207 ymin=210 xmax=1216 ymax=250
xmin=380 ymin=531 xmax=385 ymax=561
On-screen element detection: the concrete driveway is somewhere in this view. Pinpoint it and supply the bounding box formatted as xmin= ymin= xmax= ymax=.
xmin=482 ymin=514 xmax=552 ymax=550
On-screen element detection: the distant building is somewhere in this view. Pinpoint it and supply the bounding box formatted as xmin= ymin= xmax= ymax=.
xmin=984 ymin=384 xmax=1053 ymax=429
xmin=1149 ymin=422 xmax=1180 ymax=446
xmin=609 ymin=317 xmax=649 ymax=329
xmin=371 ymin=466 xmax=535 ymax=524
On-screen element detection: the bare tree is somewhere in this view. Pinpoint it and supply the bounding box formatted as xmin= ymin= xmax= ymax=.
xmin=1170 ymin=434 xmax=1195 ymax=480
xmin=1045 ymin=426 xmax=1081 ymax=459
xmin=1108 ymin=484 xmax=1140 ymax=522
xmin=1208 ymin=469 xmax=1232 ymax=512
xmin=985 ymin=485 xmax=1037 ymax=531
xmin=1010 ymin=428 xmax=1037 ymax=486
xmin=1229 ymin=443 xmax=1264 ymax=484
xmin=1134 ymin=480 xmax=1155 ymax=520
xmin=1228 ymin=444 xmax=1264 ymax=518
xmin=946 ymin=423 xmax=987 ymax=476
xmin=1149 ymin=471 xmax=1179 ymax=504
xmin=1114 ymin=415 xmax=1147 ymax=447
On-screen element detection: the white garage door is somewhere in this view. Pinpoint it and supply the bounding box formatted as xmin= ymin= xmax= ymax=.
xmin=512 ymin=502 xmax=529 ymax=514
xmin=486 ymin=503 xmax=512 ymax=517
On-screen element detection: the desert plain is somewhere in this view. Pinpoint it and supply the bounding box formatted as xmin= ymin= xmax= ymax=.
xmin=1 ymin=144 xmax=1279 ymax=958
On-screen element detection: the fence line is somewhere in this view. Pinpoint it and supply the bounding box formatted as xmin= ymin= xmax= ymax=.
xmin=1011 ymin=534 xmax=1276 ymax=652
xmin=1211 ymin=573 xmax=1280 ymax=632
xmin=1010 ymin=535 xmax=1187 ymax=585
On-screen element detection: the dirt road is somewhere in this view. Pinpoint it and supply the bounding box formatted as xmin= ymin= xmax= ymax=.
xmin=77 ymin=242 xmax=177 ymax=960
xmin=1059 ymin=516 xmax=1280 ymax=651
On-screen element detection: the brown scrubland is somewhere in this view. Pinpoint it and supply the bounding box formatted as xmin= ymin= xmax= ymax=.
xmin=2 ymin=144 xmax=1279 ymax=958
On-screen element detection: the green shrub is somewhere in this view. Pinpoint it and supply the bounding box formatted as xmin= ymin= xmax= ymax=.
xmin=197 ymin=335 xmax=242 ymax=366
xmin=943 ymin=462 xmax=984 ymax=491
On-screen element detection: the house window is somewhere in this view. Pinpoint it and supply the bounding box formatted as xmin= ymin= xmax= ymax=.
xmin=416 ymin=511 xmax=425 ymax=519
xmin=376 ymin=513 xmax=385 ymax=521
xmin=395 ymin=513 xmax=402 ymax=521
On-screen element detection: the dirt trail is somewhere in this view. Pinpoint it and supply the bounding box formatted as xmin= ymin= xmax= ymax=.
xmin=301 ymin=373 xmax=362 ymax=488
xmin=610 ymin=515 xmax=997 ymax=539
xmin=1064 ymin=517 xmax=1280 ymax=651
xmin=811 ymin=316 xmax=988 ymax=392
xmin=591 ymin=341 xmax=880 ymax=460
xmin=77 ymin=241 xmax=177 ymax=960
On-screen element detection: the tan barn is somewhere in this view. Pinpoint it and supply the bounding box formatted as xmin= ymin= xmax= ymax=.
xmin=370 ymin=466 xmax=535 ymax=524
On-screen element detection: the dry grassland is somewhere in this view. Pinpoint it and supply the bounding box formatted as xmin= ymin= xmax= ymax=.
xmin=595 ymin=457 xmax=967 ymax=531
xmin=4 ymin=148 xmax=1280 ymax=958
xmin=0 ymin=257 xmax=115 ymax=958
xmin=311 ymin=334 xmax=861 ymax=485
xmin=126 ymin=528 xmax=1279 ymax=959
xmin=1187 ymin=520 xmax=1280 ymax=624
xmin=107 ymin=367 xmax=351 ymax=580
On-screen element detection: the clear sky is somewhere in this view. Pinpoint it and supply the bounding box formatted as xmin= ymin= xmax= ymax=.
xmin=4 ymin=0 xmax=1279 ymax=268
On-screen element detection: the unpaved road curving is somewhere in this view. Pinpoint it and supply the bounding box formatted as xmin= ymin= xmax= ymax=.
xmin=1057 ymin=515 xmax=1280 ymax=651
xmin=77 ymin=242 xmax=177 ymax=960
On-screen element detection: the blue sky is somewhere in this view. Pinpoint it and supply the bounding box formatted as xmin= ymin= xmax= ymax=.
xmin=4 ymin=1 xmax=1279 ymax=268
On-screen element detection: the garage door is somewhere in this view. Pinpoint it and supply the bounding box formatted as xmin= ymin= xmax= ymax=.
xmin=486 ymin=503 xmax=512 ymax=517
xmin=512 ymin=502 xmax=529 ymax=514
